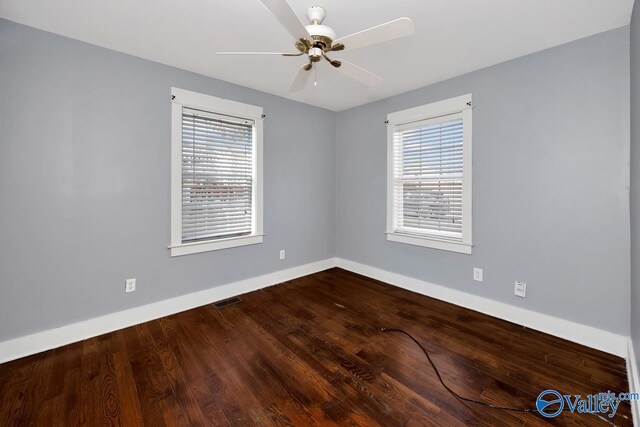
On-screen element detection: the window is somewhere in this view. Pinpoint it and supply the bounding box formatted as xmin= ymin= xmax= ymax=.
xmin=170 ymin=88 xmax=263 ymax=256
xmin=386 ymin=94 xmax=472 ymax=254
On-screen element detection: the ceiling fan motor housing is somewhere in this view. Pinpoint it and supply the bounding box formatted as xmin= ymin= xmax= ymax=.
xmin=306 ymin=25 xmax=336 ymax=46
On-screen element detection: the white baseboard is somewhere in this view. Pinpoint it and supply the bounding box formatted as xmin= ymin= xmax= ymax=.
xmin=628 ymin=339 xmax=640 ymax=427
xmin=0 ymin=255 xmax=631 ymax=369
xmin=0 ymin=257 xmax=337 ymax=364
xmin=335 ymin=258 xmax=629 ymax=358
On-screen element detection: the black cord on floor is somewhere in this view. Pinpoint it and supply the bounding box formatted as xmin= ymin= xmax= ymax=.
xmin=380 ymin=328 xmax=622 ymax=426
xmin=380 ymin=328 xmax=538 ymax=413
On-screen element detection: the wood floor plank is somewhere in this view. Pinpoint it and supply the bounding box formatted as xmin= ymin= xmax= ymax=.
xmin=112 ymin=349 xmax=145 ymax=427
xmin=0 ymin=359 xmax=36 ymax=426
xmin=0 ymin=268 xmax=633 ymax=426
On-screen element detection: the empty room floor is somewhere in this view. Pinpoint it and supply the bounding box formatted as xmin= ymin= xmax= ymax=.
xmin=0 ymin=268 xmax=632 ymax=426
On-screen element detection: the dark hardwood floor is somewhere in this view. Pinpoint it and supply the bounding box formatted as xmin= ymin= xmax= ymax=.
xmin=0 ymin=268 xmax=632 ymax=426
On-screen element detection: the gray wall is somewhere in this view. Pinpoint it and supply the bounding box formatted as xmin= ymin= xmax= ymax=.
xmin=631 ymin=3 xmax=640 ymax=366
xmin=0 ymin=18 xmax=633 ymax=343
xmin=336 ymin=27 xmax=631 ymax=334
xmin=0 ymin=19 xmax=336 ymax=342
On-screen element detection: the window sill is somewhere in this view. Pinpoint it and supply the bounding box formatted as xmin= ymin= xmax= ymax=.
xmin=169 ymin=234 xmax=264 ymax=257
xmin=386 ymin=232 xmax=472 ymax=254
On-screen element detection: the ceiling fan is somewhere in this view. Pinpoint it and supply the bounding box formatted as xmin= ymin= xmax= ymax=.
xmin=217 ymin=0 xmax=414 ymax=92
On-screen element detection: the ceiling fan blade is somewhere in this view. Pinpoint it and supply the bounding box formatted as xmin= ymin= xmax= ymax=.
xmin=217 ymin=52 xmax=295 ymax=55
xmin=289 ymin=64 xmax=312 ymax=92
xmin=259 ymin=0 xmax=310 ymax=40
xmin=333 ymin=18 xmax=414 ymax=51
xmin=334 ymin=59 xmax=382 ymax=87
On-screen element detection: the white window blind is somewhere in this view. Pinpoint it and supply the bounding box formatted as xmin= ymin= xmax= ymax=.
xmin=392 ymin=114 xmax=465 ymax=243
xmin=181 ymin=108 xmax=254 ymax=243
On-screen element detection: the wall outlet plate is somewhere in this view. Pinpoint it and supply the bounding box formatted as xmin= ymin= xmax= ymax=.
xmin=279 ymin=250 xmax=285 ymax=260
xmin=473 ymin=267 xmax=483 ymax=282
xmin=514 ymin=281 xmax=526 ymax=298
xmin=125 ymin=278 xmax=136 ymax=293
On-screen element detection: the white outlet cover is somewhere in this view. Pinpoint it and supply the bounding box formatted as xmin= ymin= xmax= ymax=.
xmin=514 ymin=281 xmax=526 ymax=298
xmin=125 ymin=278 xmax=136 ymax=293
xmin=473 ymin=267 xmax=483 ymax=282
xmin=279 ymin=250 xmax=285 ymax=260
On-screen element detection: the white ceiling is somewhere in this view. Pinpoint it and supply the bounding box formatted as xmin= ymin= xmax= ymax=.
xmin=0 ymin=0 xmax=634 ymax=111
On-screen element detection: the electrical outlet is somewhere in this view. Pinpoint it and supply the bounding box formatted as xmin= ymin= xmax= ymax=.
xmin=125 ymin=278 xmax=136 ymax=293
xmin=514 ymin=281 xmax=526 ymax=298
xmin=473 ymin=267 xmax=483 ymax=282
xmin=279 ymin=250 xmax=285 ymax=260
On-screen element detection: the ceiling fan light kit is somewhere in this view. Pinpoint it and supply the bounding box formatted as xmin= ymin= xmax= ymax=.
xmin=217 ymin=1 xmax=415 ymax=92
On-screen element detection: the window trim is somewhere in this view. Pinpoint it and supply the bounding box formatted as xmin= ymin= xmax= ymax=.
xmin=386 ymin=94 xmax=473 ymax=254
xmin=169 ymin=87 xmax=264 ymax=257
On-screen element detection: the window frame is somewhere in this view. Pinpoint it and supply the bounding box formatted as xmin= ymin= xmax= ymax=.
xmin=386 ymin=94 xmax=473 ymax=254
xmin=169 ymin=87 xmax=264 ymax=257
